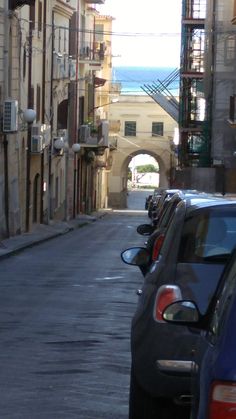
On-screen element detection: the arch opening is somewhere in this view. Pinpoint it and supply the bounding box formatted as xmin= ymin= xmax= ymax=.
xmin=128 ymin=153 xmax=160 ymax=190
xmin=108 ymin=146 xmax=173 ymax=209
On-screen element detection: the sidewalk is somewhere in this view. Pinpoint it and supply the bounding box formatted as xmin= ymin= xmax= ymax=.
xmin=0 ymin=211 xmax=109 ymax=260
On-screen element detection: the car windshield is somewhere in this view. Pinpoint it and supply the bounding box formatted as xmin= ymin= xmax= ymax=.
xmin=178 ymin=208 xmax=236 ymax=263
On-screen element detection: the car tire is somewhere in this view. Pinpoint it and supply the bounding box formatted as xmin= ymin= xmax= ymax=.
xmin=129 ymin=365 xmax=190 ymax=419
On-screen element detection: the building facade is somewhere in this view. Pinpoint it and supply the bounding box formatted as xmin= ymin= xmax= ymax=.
xmin=0 ymin=0 xmax=114 ymax=240
xmin=107 ymin=94 xmax=177 ymax=208
xmin=175 ymin=0 xmax=236 ymax=193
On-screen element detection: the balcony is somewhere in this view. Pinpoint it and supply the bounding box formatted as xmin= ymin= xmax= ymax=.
xmin=79 ymin=42 xmax=106 ymax=66
xmin=52 ymin=53 xmax=77 ymax=80
xmin=9 ymin=0 xmax=35 ymax=8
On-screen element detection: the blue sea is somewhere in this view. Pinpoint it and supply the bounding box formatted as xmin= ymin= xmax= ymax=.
xmin=112 ymin=66 xmax=179 ymax=96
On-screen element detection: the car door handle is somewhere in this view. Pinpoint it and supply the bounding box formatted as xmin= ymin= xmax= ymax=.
xmin=136 ymin=289 xmax=143 ymax=296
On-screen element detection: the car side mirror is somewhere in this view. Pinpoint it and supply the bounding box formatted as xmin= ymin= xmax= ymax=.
xmin=137 ymin=224 xmax=155 ymax=236
xmin=121 ymin=247 xmax=151 ymax=266
xmin=162 ymin=301 xmax=200 ymax=324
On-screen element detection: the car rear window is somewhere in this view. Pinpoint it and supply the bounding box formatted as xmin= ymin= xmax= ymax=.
xmin=178 ymin=208 xmax=236 ymax=263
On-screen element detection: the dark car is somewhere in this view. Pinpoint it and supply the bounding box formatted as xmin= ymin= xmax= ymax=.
xmin=148 ymin=188 xmax=201 ymax=226
xmin=145 ymin=194 xmax=153 ymax=210
xmin=136 ymin=191 xmax=220 ymax=274
xmin=162 ymin=247 xmax=236 ymax=419
xmin=121 ymin=196 xmax=236 ymax=419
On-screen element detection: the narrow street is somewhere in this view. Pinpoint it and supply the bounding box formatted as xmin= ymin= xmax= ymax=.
xmin=0 ymin=190 xmax=150 ymax=419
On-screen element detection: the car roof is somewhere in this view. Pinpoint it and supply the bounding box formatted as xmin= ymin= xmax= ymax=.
xmin=185 ymin=196 xmax=236 ymax=213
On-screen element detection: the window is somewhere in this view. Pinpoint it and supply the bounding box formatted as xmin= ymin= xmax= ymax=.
xmin=152 ymin=122 xmax=164 ymax=137
xmin=224 ymin=36 xmax=236 ymax=65
xmin=178 ymin=208 xmax=236 ymax=263
xmin=209 ymin=254 xmax=236 ymax=340
xmin=125 ymin=121 xmax=136 ymax=136
xmin=38 ymin=1 xmax=42 ymax=34
xmin=232 ymin=1 xmax=236 ymax=24
xmin=95 ymin=24 xmax=104 ymax=42
xmin=29 ymin=3 xmax=35 ymax=30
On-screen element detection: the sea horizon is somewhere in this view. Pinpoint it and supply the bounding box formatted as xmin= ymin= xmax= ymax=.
xmin=112 ymin=66 xmax=180 ymax=96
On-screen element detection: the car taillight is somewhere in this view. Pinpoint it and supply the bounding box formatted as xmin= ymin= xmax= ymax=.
xmin=153 ymin=285 xmax=182 ymax=322
xmin=208 ymin=381 xmax=236 ymax=419
xmin=152 ymin=234 xmax=165 ymax=261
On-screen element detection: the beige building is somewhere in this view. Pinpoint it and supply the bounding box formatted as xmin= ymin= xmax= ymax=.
xmin=108 ymin=94 xmax=178 ymax=207
xmin=0 ymin=0 xmax=114 ymax=240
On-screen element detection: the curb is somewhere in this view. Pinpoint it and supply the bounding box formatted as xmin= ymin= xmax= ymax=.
xmin=0 ymin=211 xmax=108 ymax=261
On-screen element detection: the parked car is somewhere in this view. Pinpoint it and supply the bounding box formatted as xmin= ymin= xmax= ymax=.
xmin=145 ymin=194 xmax=153 ymax=210
xmin=162 ymin=247 xmax=236 ymax=419
xmin=148 ymin=188 xmax=200 ymax=226
xmin=147 ymin=187 xmax=166 ymax=219
xmin=121 ymin=196 xmax=236 ymax=419
xmin=136 ymin=191 xmax=220 ymax=274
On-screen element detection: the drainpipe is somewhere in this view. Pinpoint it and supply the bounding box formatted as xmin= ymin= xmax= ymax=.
xmin=72 ymin=1 xmax=80 ymax=218
xmin=48 ymin=10 xmax=55 ymax=222
xmin=40 ymin=0 xmax=47 ymax=224
xmin=25 ymin=6 xmax=33 ymax=232
xmin=3 ymin=135 xmax=9 ymax=237
xmin=3 ymin=0 xmax=9 ymax=237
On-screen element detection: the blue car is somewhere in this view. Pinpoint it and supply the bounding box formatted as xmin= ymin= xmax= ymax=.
xmin=161 ymin=247 xmax=236 ymax=419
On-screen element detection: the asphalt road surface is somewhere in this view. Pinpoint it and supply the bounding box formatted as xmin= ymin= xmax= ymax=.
xmin=0 ymin=191 xmax=150 ymax=418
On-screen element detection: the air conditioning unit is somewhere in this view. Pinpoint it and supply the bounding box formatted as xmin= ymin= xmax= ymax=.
xmin=3 ymin=99 xmax=18 ymax=132
xmin=31 ymin=135 xmax=44 ymax=153
xmin=31 ymin=124 xmax=42 ymax=136
xmin=79 ymin=125 xmax=91 ymax=143
xmin=98 ymin=120 xmax=109 ymax=147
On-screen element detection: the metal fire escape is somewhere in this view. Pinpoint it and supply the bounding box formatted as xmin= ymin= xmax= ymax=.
xmin=141 ymin=68 xmax=180 ymax=122
xmin=142 ymin=1 xmax=208 ymax=167
xmin=179 ymin=0 xmax=209 ymax=167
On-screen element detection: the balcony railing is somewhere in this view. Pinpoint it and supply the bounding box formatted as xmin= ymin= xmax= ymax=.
xmin=79 ymin=42 xmax=106 ymax=63
xmin=53 ymin=54 xmax=77 ymax=80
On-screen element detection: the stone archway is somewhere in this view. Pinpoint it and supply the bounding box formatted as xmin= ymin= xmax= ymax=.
xmin=108 ymin=147 xmax=171 ymax=208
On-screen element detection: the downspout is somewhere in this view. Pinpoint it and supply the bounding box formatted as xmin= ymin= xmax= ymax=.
xmin=40 ymin=0 xmax=47 ymax=223
xmin=72 ymin=0 xmax=80 ymax=217
xmin=3 ymin=136 xmax=9 ymax=236
xmin=3 ymin=0 xmax=9 ymax=237
xmin=48 ymin=10 xmax=55 ymax=222
xmin=25 ymin=5 xmax=33 ymax=231
xmin=209 ymin=0 xmax=216 ymax=164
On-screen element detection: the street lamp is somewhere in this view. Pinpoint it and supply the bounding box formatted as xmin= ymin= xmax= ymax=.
xmin=23 ymin=109 xmax=36 ymax=124
xmin=24 ymin=108 xmax=36 ymax=232
xmin=72 ymin=143 xmax=81 ymax=153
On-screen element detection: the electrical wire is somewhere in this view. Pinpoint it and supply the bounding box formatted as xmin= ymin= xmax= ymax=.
xmin=17 ymin=16 xmax=236 ymax=38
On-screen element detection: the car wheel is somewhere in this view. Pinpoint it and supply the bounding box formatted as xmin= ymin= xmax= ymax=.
xmin=129 ymin=366 xmax=190 ymax=419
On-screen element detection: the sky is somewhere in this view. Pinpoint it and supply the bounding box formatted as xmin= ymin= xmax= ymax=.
xmin=98 ymin=0 xmax=182 ymax=67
